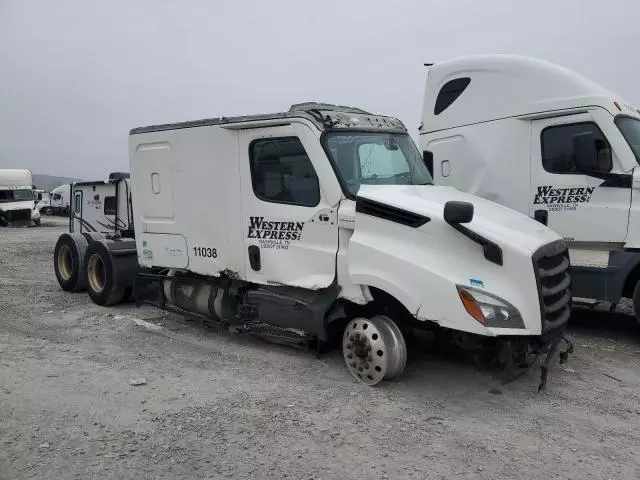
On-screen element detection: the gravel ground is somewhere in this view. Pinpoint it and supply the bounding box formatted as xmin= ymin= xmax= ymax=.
xmin=1 ymin=217 xmax=640 ymax=480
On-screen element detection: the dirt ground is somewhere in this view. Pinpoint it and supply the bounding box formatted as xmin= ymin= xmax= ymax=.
xmin=1 ymin=217 xmax=639 ymax=480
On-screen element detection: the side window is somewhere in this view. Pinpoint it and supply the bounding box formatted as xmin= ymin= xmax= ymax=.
xmin=74 ymin=193 xmax=81 ymax=213
xmin=542 ymin=122 xmax=612 ymax=174
xmin=250 ymin=137 xmax=320 ymax=207
xmin=104 ymin=196 xmax=117 ymax=215
xmin=434 ymin=77 xmax=471 ymax=115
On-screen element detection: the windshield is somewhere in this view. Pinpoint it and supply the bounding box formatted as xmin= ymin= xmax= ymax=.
xmin=615 ymin=116 xmax=640 ymax=163
xmin=323 ymin=131 xmax=432 ymax=197
xmin=0 ymin=189 xmax=33 ymax=203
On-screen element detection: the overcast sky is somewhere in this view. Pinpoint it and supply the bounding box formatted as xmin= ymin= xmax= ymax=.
xmin=1 ymin=0 xmax=639 ymax=180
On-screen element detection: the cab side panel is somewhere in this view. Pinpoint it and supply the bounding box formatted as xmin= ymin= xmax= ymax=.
xmin=423 ymin=119 xmax=531 ymax=215
xmin=129 ymin=126 xmax=245 ymax=278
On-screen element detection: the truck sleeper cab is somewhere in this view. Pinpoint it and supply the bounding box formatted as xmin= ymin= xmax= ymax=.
xmin=421 ymin=55 xmax=640 ymax=322
xmin=81 ymin=103 xmax=570 ymax=387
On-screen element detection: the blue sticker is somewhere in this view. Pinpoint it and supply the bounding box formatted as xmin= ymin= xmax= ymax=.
xmin=470 ymin=278 xmax=484 ymax=288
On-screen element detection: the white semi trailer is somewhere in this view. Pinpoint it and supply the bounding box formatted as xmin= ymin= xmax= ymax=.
xmin=55 ymin=103 xmax=573 ymax=387
xmin=421 ymin=55 xmax=640 ymax=321
xmin=0 ymin=169 xmax=40 ymax=227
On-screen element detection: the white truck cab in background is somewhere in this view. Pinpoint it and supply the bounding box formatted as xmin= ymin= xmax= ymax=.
xmin=50 ymin=184 xmax=71 ymax=216
xmin=0 ymin=169 xmax=40 ymax=226
xmin=421 ymin=55 xmax=640 ymax=319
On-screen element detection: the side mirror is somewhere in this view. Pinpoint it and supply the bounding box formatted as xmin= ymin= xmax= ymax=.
xmin=444 ymin=201 xmax=474 ymax=224
xmin=573 ymin=132 xmax=598 ymax=171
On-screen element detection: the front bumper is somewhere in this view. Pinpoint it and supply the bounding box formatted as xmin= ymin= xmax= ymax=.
xmin=0 ymin=208 xmax=37 ymax=227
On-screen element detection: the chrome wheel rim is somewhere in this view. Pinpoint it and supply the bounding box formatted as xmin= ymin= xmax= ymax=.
xmin=87 ymin=253 xmax=106 ymax=294
xmin=57 ymin=245 xmax=73 ymax=281
xmin=343 ymin=315 xmax=407 ymax=385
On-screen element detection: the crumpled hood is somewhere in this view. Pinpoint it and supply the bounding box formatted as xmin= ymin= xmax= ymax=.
xmin=358 ymin=185 xmax=560 ymax=253
xmin=0 ymin=201 xmax=35 ymax=213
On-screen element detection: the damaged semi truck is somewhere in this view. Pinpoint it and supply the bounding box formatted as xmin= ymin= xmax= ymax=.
xmin=54 ymin=103 xmax=573 ymax=386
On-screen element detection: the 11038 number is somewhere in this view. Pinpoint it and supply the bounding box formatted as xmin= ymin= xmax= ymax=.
xmin=193 ymin=246 xmax=217 ymax=258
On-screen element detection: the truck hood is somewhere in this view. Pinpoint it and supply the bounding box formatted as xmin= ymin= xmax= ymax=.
xmin=357 ymin=185 xmax=560 ymax=253
xmin=0 ymin=201 xmax=35 ymax=212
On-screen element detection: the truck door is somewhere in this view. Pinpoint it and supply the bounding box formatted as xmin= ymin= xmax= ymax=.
xmin=238 ymin=124 xmax=339 ymax=289
xmin=530 ymin=114 xmax=631 ymax=244
xmin=72 ymin=189 xmax=82 ymax=232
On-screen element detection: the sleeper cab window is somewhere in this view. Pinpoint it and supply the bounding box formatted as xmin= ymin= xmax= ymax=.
xmin=249 ymin=137 xmax=320 ymax=207
xmin=541 ymin=122 xmax=612 ymax=174
xmin=74 ymin=194 xmax=81 ymax=212
xmin=434 ymin=77 xmax=471 ymax=115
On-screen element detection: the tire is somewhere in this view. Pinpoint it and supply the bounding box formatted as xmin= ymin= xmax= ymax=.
xmin=123 ymin=287 xmax=134 ymax=302
xmin=84 ymin=241 xmax=125 ymax=306
xmin=82 ymin=232 xmax=106 ymax=244
xmin=53 ymin=233 xmax=89 ymax=292
xmin=43 ymin=207 xmax=52 ymax=215
xmin=342 ymin=315 xmax=407 ymax=385
xmin=632 ymin=281 xmax=640 ymax=325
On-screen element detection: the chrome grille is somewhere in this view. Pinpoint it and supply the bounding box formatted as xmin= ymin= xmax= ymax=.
xmin=533 ymin=240 xmax=571 ymax=332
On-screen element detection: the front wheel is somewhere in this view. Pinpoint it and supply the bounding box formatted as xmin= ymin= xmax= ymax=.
xmin=342 ymin=315 xmax=407 ymax=385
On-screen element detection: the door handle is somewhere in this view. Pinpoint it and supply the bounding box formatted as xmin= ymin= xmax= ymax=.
xmin=248 ymin=245 xmax=261 ymax=271
xmin=534 ymin=209 xmax=548 ymax=226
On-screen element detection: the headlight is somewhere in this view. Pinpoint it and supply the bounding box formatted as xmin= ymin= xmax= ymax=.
xmin=457 ymin=285 xmax=524 ymax=328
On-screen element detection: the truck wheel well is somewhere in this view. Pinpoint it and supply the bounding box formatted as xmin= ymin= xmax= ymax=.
xmin=367 ymin=287 xmax=416 ymax=327
xmin=622 ymin=265 xmax=640 ymax=299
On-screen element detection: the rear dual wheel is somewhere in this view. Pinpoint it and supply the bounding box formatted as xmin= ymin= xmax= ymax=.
xmin=342 ymin=315 xmax=407 ymax=385
xmin=54 ymin=233 xmax=88 ymax=292
xmin=85 ymin=242 xmax=125 ymax=306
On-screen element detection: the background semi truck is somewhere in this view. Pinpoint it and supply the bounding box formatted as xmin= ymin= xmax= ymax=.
xmin=54 ymin=103 xmax=572 ymax=387
xmin=0 ymin=169 xmax=40 ymax=226
xmin=50 ymin=184 xmax=71 ymax=216
xmin=421 ymin=55 xmax=640 ymax=321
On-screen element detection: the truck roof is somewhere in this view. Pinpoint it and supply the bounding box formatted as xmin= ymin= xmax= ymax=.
xmin=422 ymin=55 xmax=638 ymax=133
xmin=130 ymin=102 xmax=407 ymax=135
xmin=0 ymin=169 xmax=33 ymax=188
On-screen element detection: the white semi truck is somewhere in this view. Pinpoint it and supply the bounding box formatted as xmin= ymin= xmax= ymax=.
xmin=54 ymin=103 xmax=572 ymax=387
xmin=0 ymin=169 xmax=40 ymax=227
xmin=421 ymin=55 xmax=640 ymax=320
xmin=50 ymin=184 xmax=71 ymax=216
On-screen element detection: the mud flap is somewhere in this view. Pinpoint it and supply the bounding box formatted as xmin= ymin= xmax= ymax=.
xmin=538 ymin=334 xmax=574 ymax=391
